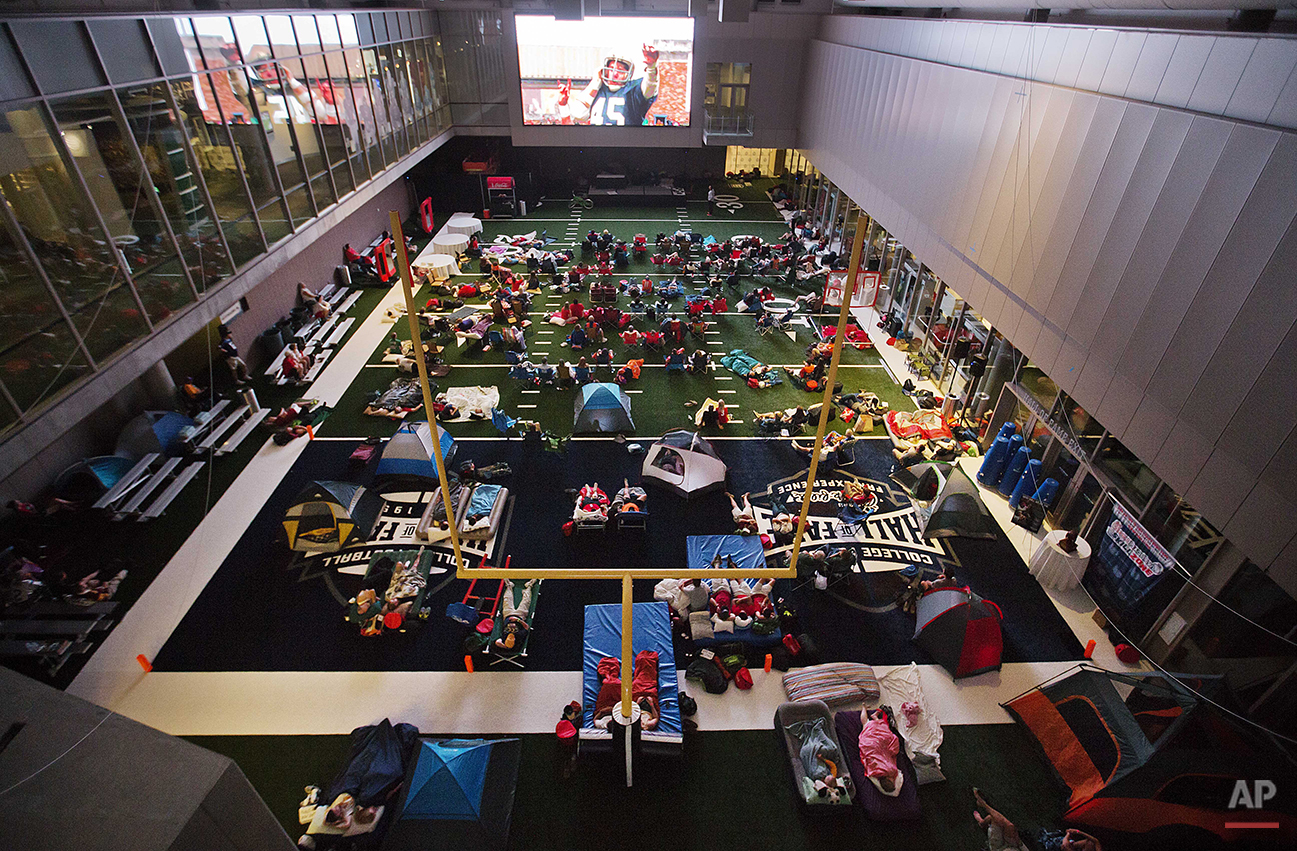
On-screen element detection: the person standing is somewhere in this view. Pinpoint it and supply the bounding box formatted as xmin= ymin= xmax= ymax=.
xmin=218 ymin=324 xmax=248 ymax=386
xmin=707 ymin=185 xmax=716 ymax=217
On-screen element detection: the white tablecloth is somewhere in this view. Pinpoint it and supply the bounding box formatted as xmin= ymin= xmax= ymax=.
xmin=446 ymin=213 xmax=482 ymax=236
xmin=433 ymin=233 xmax=469 ymax=255
xmin=424 ymin=253 xmax=459 ymax=281
xmin=1028 ymin=529 xmax=1091 ymax=591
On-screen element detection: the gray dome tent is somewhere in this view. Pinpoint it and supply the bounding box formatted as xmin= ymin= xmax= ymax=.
xmin=641 ymin=430 xmax=728 ymax=498
xmin=376 ymin=421 xmax=457 ymax=482
xmin=890 ymin=462 xmax=998 ymax=540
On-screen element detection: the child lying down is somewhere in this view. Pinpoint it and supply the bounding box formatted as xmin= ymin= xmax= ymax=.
xmin=860 ymin=707 xmax=903 ymax=796
xmin=785 ymin=716 xmax=854 ymax=803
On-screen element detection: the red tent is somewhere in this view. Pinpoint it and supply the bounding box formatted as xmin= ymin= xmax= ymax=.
xmin=912 ymin=586 xmax=1003 ymax=678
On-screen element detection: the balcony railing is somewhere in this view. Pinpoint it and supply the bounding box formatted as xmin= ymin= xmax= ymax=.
xmin=703 ymin=111 xmax=755 ymax=142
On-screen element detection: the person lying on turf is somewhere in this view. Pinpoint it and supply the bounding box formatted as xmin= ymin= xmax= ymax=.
xmin=493 ymin=578 xmax=538 ymax=653
xmin=726 ymin=492 xmax=760 ymax=535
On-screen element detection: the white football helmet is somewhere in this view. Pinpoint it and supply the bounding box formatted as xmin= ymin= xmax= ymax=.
xmin=599 ymin=55 xmax=635 ymax=90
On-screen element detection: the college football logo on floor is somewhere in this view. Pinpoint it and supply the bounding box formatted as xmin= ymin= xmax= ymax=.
xmin=755 ymin=470 xmax=956 ymax=574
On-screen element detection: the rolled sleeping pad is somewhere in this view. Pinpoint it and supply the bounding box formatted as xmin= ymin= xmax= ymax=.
xmin=998 ymin=421 xmax=1018 ymax=439
xmin=1033 ymin=477 xmax=1060 ymax=511
xmin=977 ymin=434 xmax=1012 ymax=486
xmin=998 ymin=444 xmax=1032 ymax=497
xmin=1009 ymin=459 xmax=1044 ymax=509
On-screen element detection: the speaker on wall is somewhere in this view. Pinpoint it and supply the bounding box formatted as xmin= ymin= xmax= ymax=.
xmin=968 ymin=355 xmax=987 ymax=378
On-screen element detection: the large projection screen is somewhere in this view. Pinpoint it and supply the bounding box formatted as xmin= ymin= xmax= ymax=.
xmin=516 ymin=16 xmax=693 ymax=127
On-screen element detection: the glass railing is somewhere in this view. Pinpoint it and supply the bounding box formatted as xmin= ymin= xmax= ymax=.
xmin=703 ymin=111 xmax=754 ymax=136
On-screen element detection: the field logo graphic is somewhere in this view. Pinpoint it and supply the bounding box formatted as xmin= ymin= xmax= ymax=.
xmin=756 ymin=469 xmax=955 ymax=574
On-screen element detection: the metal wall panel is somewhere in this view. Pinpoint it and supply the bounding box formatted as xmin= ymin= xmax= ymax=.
xmin=1099 ymin=31 xmax=1146 ymax=98
xmin=1090 ymin=116 xmax=1233 ymax=432
xmin=797 ymin=39 xmax=1297 ymax=570
xmin=1155 ymin=35 xmax=1216 ymax=109
xmin=1118 ymin=124 xmax=1278 ymax=433
xmin=1188 ymin=37 xmax=1256 ymax=116
xmin=1076 ymin=28 xmax=1117 ymax=92
xmin=1013 ymin=94 xmax=1102 ymax=311
xmin=1186 ymin=444 xmax=1265 ymax=529
xmin=1164 ymin=134 xmax=1297 ymax=444
xmin=1226 ymin=38 xmax=1297 ymax=124
xmin=1054 ymin=28 xmax=1093 ymax=88
xmin=986 ymin=86 xmax=1061 ymax=292
xmin=1225 ymin=482 xmax=1297 ymax=568
xmin=1125 ymin=32 xmax=1179 ymax=102
xmin=1068 ymin=110 xmax=1191 ymax=359
xmin=1045 ymin=104 xmax=1157 ymax=335
xmin=998 ymin=88 xmax=1073 ymax=296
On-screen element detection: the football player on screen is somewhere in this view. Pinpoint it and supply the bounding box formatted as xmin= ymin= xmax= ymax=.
xmin=562 ymin=43 xmax=659 ymax=126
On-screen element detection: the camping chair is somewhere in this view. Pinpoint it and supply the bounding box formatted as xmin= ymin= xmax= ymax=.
xmin=447 ymin=556 xmax=505 ymax=653
xmin=490 ymin=407 xmax=518 ymax=436
xmin=613 ymin=479 xmax=648 ymax=532
xmin=487 ymin=571 xmax=541 ymax=669
xmin=572 ymin=483 xmax=610 ymax=532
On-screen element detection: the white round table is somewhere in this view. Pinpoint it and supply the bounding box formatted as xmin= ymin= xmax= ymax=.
xmin=433 ymin=233 xmax=469 ymax=255
xmin=446 ymin=214 xmax=482 ymax=237
xmin=1028 ymin=529 xmax=1091 ymax=591
xmin=424 ymin=253 xmax=460 ymax=281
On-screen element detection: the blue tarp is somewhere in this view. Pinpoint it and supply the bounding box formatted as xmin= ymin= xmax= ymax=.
xmin=686 ymin=534 xmax=767 ymax=573
xmin=582 ymin=602 xmax=681 ymax=738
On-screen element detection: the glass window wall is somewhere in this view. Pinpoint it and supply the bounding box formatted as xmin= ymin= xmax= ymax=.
xmin=116 ymin=83 xmax=234 ymax=293
xmin=0 ymin=10 xmax=448 ymax=429
xmin=1095 ymin=433 xmax=1162 ymax=510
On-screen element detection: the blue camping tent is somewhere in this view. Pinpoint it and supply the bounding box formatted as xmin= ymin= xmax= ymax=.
xmin=386 ymin=738 xmax=521 ymax=851
xmin=375 ymin=421 xmax=457 ymax=481
xmin=573 ymin=382 xmax=634 ymax=434
xmin=115 ymin=410 xmax=195 ymax=458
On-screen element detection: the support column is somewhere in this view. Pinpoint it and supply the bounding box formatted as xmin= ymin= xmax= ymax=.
xmin=141 ymin=362 xmax=178 ymax=409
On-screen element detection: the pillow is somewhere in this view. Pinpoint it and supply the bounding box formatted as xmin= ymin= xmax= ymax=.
xmin=783 ymin=663 xmax=880 ymax=706
xmin=911 ymin=752 xmax=945 ymax=785
xmin=689 ymin=611 xmax=713 ymax=641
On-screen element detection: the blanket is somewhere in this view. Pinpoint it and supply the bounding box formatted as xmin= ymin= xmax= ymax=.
xmin=877 ymin=663 xmax=943 ymax=777
xmin=466 ymin=484 xmax=502 ymax=520
xmin=441 ymin=386 xmax=499 ymax=421
xmin=720 ymin=348 xmax=781 ymax=384
xmin=365 ymin=378 xmax=425 ymax=418
xmin=786 ymin=717 xmax=842 ymax=783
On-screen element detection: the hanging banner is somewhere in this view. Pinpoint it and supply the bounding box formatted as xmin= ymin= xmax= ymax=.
xmin=419 ymin=197 xmax=435 ymax=233
xmin=374 ymin=238 xmax=394 ymax=282
xmin=1091 ymin=500 xmax=1175 ymax=609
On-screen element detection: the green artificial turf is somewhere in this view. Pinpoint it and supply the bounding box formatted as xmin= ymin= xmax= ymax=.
xmin=322 ymin=214 xmax=908 ymax=441
xmin=186 ymin=723 xmax=1068 ymax=851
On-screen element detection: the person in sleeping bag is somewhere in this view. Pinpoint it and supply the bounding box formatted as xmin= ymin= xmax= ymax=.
xmin=592 ymin=650 xmax=660 ymax=730
xmin=859 ymin=707 xmax=902 ymax=794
